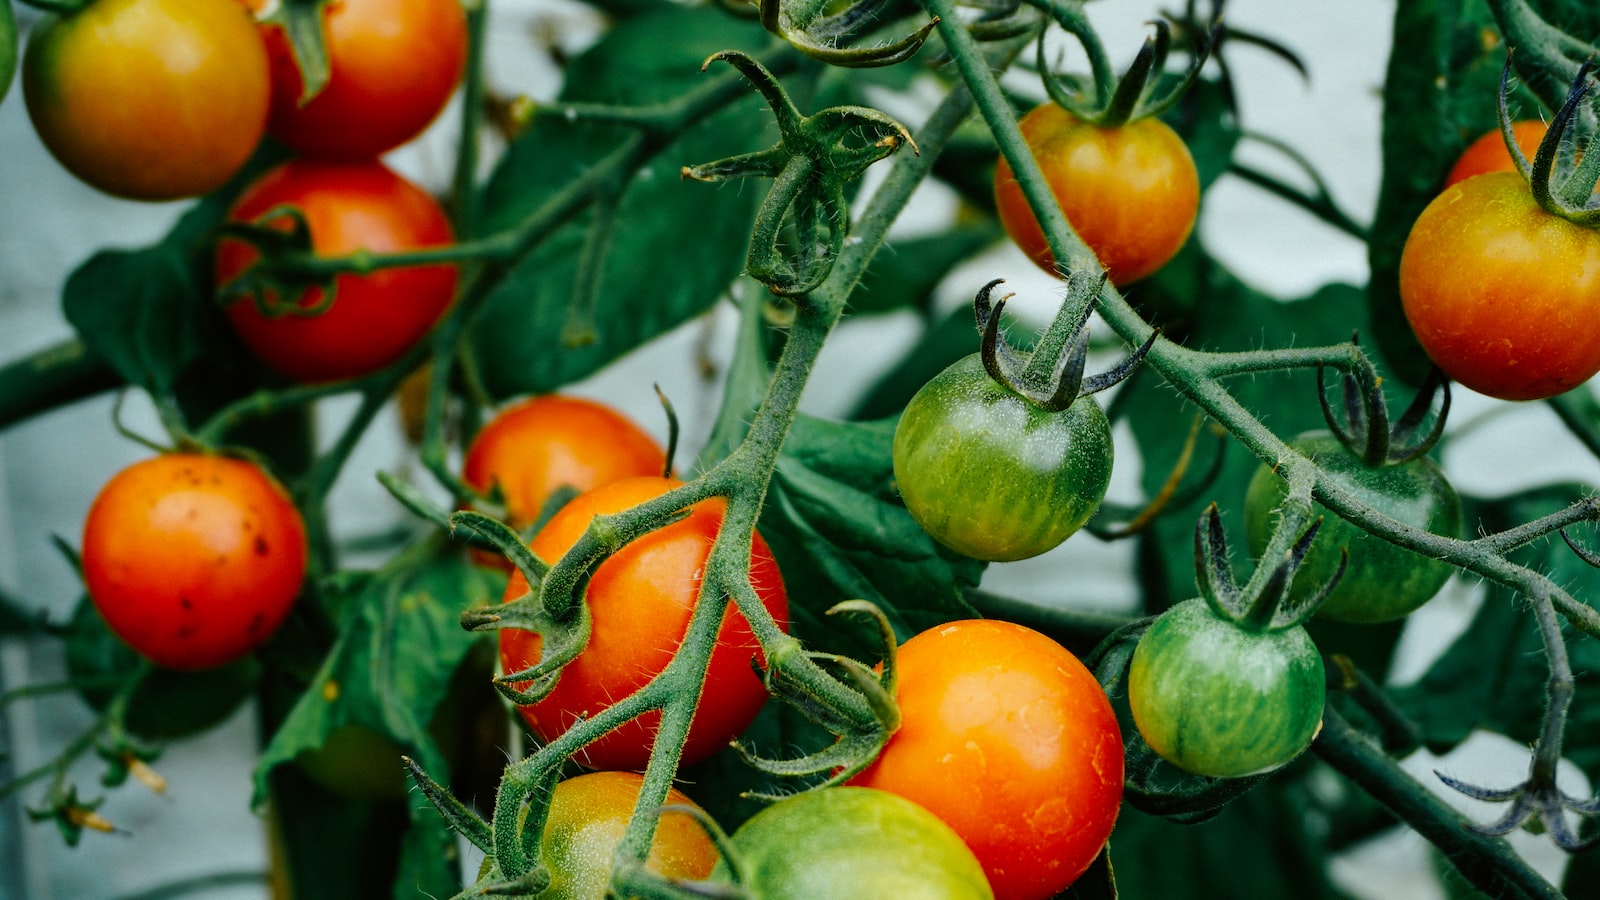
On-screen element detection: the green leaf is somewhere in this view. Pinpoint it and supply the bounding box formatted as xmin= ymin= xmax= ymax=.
xmin=845 ymin=225 xmax=996 ymax=316
xmin=849 ymin=302 xmax=977 ymax=421
xmin=252 ymin=538 xmax=501 ymax=895
xmin=1122 ymin=274 xmax=1370 ymax=614
xmin=62 ymin=247 xmax=207 ymax=397
xmin=1392 ymin=484 xmax=1600 ymax=780
xmin=759 ymin=414 xmax=983 ymax=659
xmin=469 ymin=7 xmax=772 ymax=398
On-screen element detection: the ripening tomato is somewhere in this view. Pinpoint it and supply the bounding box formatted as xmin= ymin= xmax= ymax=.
xmin=1400 ymin=170 xmax=1600 ymax=401
xmin=499 ymin=476 xmax=788 ymax=771
xmin=215 ymin=158 xmax=458 ymax=383
xmin=994 ymin=103 xmax=1199 ymax=285
xmin=1445 ymin=121 xmax=1547 ymax=187
xmin=851 ymin=619 xmax=1122 ymax=900
xmin=463 ymin=395 xmax=665 ymax=540
xmin=712 ymin=787 xmax=994 ymax=900
xmin=81 ymin=454 xmax=307 ymax=670
xmin=22 ymin=0 xmax=269 ymax=200
xmin=253 ymin=0 xmax=466 ymax=158
xmin=537 ymin=771 xmax=720 ymax=900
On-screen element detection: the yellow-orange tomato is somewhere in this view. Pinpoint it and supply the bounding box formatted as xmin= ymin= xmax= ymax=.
xmin=81 ymin=454 xmax=307 ymax=670
xmin=1400 ymin=171 xmax=1600 ymax=401
xmin=499 ymin=477 xmax=788 ymax=771
xmin=994 ymin=103 xmax=1199 ymax=285
xmin=1445 ymin=121 xmax=1547 ymax=188
xmin=538 ymin=771 xmax=720 ymax=899
xmin=463 ymin=395 xmax=665 ymax=538
xmin=851 ymin=619 xmax=1123 ymax=900
xmin=22 ymin=0 xmax=269 ymax=200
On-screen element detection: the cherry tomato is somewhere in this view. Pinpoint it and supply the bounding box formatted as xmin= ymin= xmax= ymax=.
xmin=463 ymin=395 xmax=665 ymax=541
xmin=1400 ymin=170 xmax=1600 ymax=401
xmin=994 ymin=103 xmax=1199 ymax=285
xmin=1128 ymin=598 xmax=1325 ymax=778
xmin=253 ymin=0 xmax=466 ymax=158
xmin=81 ymin=454 xmax=307 ymax=670
xmin=851 ymin=619 xmax=1122 ymax=900
xmin=1 ymin=0 xmax=17 ymax=103
xmin=537 ymin=771 xmax=719 ymax=899
xmin=215 ymin=158 xmax=458 ymax=383
xmin=22 ymin=0 xmax=269 ymax=200
xmin=1445 ymin=121 xmax=1547 ymax=188
xmin=1243 ymin=432 xmax=1461 ymax=624
xmin=499 ymin=476 xmax=788 ymax=771
xmin=712 ymin=787 xmax=994 ymax=900
xmin=892 ymin=353 xmax=1112 ymax=562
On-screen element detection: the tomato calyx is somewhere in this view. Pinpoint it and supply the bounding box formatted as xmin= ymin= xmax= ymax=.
xmin=975 ymin=276 xmax=1153 ymax=412
xmin=736 ymin=600 xmax=901 ymax=792
xmin=215 ymin=209 xmax=338 ymax=318
xmin=1037 ymin=16 xmax=1215 ymax=128
xmin=1497 ymin=55 xmax=1600 ymax=222
xmin=1195 ymin=501 xmax=1343 ymax=632
xmin=1316 ymin=337 xmax=1451 ymax=468
xmin=682 ymin=50 xmax=915 ymax=297
xmin=754 ymin=0 xmax=937 ymax=69
xmin=251 ymin=0 xmax=333 ymax=104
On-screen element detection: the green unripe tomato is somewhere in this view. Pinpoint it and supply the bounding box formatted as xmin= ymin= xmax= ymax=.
xmin=1244 ymin=432 xmax=1461 ymax=623
xmin=1128 ymin=598 xmax=1325 ymax=778
xmin=1 ymin=0 xmax=16 ymax=102
xmin=892 ymin=353 xmax=1113 ymax=562
xmin=712 ymin=787 xmax=994 ymax=900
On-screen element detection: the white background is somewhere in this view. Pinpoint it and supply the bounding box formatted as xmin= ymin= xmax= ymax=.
xmin=0 ymin=0 xmax=1596 ymax=897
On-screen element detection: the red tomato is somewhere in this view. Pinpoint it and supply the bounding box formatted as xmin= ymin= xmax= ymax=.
xmin=994 ymin=103 xmax=1199 ymax=285
xmin=215 ymin=158 xmax=458 ymax=383
xmin=499 ymin=476 xmax=788 ymax=771
xmin=1400 ymin=170 xmax=1600 ymax=401
xmin=851 ymin=619 xmax=1123 ymax=900
xmin=463 ymin=395 xmax=665 ymax=539
xmin=81 ymin=454 xmax=307 ymax=670
xmin=1445 ymin=120 xmax=1547 ymax=187
xmin=254 ymin=0 xmax=466 ymax=158
xmin=22 ymin=0 xmax=269 ymax=200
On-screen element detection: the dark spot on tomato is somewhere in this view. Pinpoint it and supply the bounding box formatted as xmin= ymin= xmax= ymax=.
xmin=255 ymin=536 xmax=270 ymax=556
xmin=180 ymin=597 xmax=194 ymax=610
xmin=248 ymin=612 xmax=265 ymax=634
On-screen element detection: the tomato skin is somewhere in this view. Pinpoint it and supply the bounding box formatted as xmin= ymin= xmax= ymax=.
xmin=1244 ymin=433 xmax=1460 ymax=624
xmin=81 ymin=454 xmax=307 ymax=671
xmin=498 ymin=476 xmax=788 ymax=771
xmin=1128 ymin=598 xmax=1325 ymax=778
xmin=1445 ymin=121 xmax=1546 ymax=188
xmin=464 ymin=395 xmax=665 ymax=537
xmin=1400 ymin=171 xmax=1600 ymax=401
xmin=255 ymin=0 xmax=466 ymax=158
xmin=22 ymin=0 xmax=269 ymax=200
xmin=215 ymin=159 xmax=458 ymax=383
xmin=536 ymin=771 xmax=719 ymax=899
xmin=851 ymin=620 xmax=1121 ymax=900
xmin=994 ymin=103 xmax=1199 ymax=285
xmin=892 ymin=354 xmax=1112 ymax=562
xmin=713 ymin=787 xmax=994 ymax=900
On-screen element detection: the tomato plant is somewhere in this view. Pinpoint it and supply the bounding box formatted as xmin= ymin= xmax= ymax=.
xmin=499 ymin=476 xmax=788 ymax=771
xmin=536 ymin=771 xmax=719 ymax=899
xmin=1445 ymin=120 xmax=1547 ymax=187
xmin=851 ymin=619 xmax=1122 ymax=900
xmin=1243 ymin=432 xmax=1460 ymax=623
xmin=80 ymin=454 xmax=307 ymax=671
xmin=463 ymin=395 xmax=666 ymax=539
xmin=994 ymin=102 xmax=1199 ymax=285
xmin=711 ymin=786 xmax=994 ymax=900
xmin=215 ymin=158 xmax=458 ymax=383
xmin=892 ymin=353 xmax=1112 ymax=561
xmin=1128 ymin=598 xmax=1325 ymax=778
xmin=20 ymin=0 xmax=268 ymax=200
xmin=254 ymin=0 xmax=467 ymax=158
xmin=1400 ymin=170 xmax=1600 ymax=401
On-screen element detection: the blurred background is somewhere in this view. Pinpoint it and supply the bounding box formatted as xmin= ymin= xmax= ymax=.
xmin=1 ymin=0 xmax=1594 ymax=897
